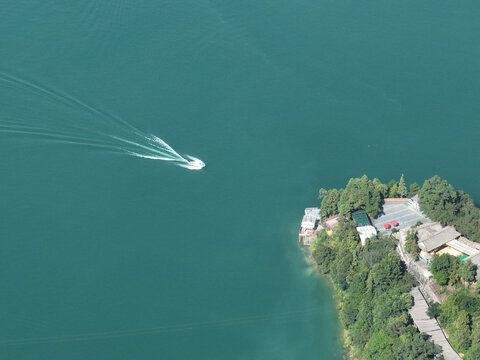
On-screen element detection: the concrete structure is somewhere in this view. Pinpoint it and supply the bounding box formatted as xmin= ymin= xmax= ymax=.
xmin=304 ymin=207 xmax=320 ymax=218
xmin=299 ymin=209 xmax=338 ymax=246
xmin=299 ymin=228 xmax=316 ymax=246
xmin=356 ymin=225 xmax=377 ymax=246
xmin=409 ymin=287 xmax=461 ymax=360
xmin=299 ymin=208 xmax=319 ymax=246
xmin=301 ymin=214 xmax=317 ymax=230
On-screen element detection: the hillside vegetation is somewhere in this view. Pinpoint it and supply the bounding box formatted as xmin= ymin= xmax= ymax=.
xmin=313 ymin=175 xmax=441 ymax=359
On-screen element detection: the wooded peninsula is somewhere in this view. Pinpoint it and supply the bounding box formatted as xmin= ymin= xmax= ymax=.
xmin=306 ymin=175 xmax=480 ymax=360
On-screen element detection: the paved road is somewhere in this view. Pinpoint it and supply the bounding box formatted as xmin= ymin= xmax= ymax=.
xmin=409 ymin=287 xmax=461 ymax=360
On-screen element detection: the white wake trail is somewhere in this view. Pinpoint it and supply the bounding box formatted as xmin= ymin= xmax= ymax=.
xmin=0 ymin=73 xmax=204 ymax=170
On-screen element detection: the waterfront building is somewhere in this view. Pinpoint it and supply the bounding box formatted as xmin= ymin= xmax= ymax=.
xmin=299 ymin=208 xmax=338 ymax=245
xmin=301 ymin=214 xmax=318 ymax=230
xmin=299 ymin=208 xmax=321 ymax=245
xmin=304 ymin=207 xmax=320 ymax=218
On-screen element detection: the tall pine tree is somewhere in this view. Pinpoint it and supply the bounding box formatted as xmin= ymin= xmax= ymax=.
xmin=398 ymin=174 xmax=407 ymax=198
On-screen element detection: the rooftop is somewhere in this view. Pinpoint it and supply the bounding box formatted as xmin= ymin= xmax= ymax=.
xmin=418 ymin=226 xmax=460 ymax=253
xmin=352 ymin=210 xmax=371 ymax=227
xmin=357 ymin=225 xmax=377 ymax=246
xmin=447 ymin=237 xmax=480 ymax=256
xmin=468 ymin=253 xmax=480 ymax=266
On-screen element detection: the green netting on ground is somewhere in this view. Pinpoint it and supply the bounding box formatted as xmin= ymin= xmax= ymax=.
xmin=352 ymin=210 xmax=371 ymax=226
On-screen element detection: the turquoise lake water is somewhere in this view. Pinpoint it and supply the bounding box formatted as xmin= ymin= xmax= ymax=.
xmin=0 ymin=1 xmax=479 ymax=359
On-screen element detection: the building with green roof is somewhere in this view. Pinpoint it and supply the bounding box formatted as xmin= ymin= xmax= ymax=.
xmin=352 ymin=210 xmax=371 ymax=227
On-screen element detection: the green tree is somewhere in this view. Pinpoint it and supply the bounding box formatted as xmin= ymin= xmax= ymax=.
xmin=405 ymin=231 xmax=418 ymax=257
xmin=418 ymin=175 xmax=459 ymax=225
xmin=398 ymin=173 xmax=408 ymax=198
xmin=363 ymin=250 xmax=382 ymax=268
xmin=392 ymin=331 xmax=441 ymax=360
xmin=338 ymin=175 xmax=382 ymax=217
xmin=388 ymin=183 xmax=398 ymax=198
xmin=437 ymin=289 xmax=480 ymax=357
xmin=373 ymin=178 xmax=388 ymax=198
xmin=449 ymin=310 xmax=472 ymax=351
xmin=371 ymin=253 xmax=405 ymax=292
xmin=434 ymin=271 xmax=448 ymax=285
xmin=454 ymin=200 xmax=480 ymax=243
xmin=334 ymin=216 xmax=360 ymax=246
xmin=311 ymin=243 xmax=334 ymax=274
xmin=318 ymin=187 xmax=328 ymax=199
xmin=459 ymin=261 xmax=477 ymax=283
xmin=388 ymin=179 xmax=397 ymax=189
xmin=465 ymin=344 xmax=480 ymax=360
xmin=387 ymin=179 xmax=398 ymax=198
xmin=430 ymin=254 xmax=460 ymax=286
xmin=373 ymin=291 xmax=412 ymax=327
xmin=417 ymin=176 xmax=480 ymax=242
xmin=426 ymin=302 xmax=442 ymax=318
xmin=409 ymin=182 xmax=420 ymax=197
xmin=471 ymin=320 xmax=480 ymax=346
xmin=364 ymin=330 xmax=394 ymax=360
xmin=320 ymin=188 xmax=341 ymax=217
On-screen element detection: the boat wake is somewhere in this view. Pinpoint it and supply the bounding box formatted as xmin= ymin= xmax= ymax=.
xmin=0 ymin=72 xmax=204 ymax=170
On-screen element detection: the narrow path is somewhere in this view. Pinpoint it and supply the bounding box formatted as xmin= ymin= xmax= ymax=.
xmin=408 ymin=287 xmax=461 ymax=360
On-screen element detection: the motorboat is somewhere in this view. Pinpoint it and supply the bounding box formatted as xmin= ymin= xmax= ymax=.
xmin=189 ymin=159 xmax=206 ymax=170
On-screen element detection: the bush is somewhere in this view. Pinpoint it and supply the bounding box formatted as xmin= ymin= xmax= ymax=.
xmin=430 ymin=254 xmax=460 ymax=286
xmin=405 ymin=231 xmax=418 ymax=257
xmin=433 ymin=271 xmax=448 ymax=286
xmin=437 ymin=289 xmax=480 ymax=354
xmin=338 ymin=175 xmax=382 ymax=217
xmin=459 ymin=261 xmax=477 ymax=283
xmin=426 ymin=302 xmax=442 ymax=319
xmin=465 ymin=344 xmax=480 ymax=360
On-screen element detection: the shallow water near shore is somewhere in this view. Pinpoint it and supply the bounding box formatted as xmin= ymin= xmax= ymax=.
xmin=0 ymin=1 xmax=479 ymax=359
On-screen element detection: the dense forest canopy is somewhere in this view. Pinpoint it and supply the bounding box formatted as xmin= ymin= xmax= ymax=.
xmin=419 ymin=175 xmax=480 ymax=242
xmin=312 ymin=219 xmax=440 ymax=359
xmin=430 ymin=287 xmax=480 ymax=358
xmin=320 ymin=174 xmax=415 ymax=219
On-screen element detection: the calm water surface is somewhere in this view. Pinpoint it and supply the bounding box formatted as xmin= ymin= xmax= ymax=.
xmin=0 ymin=1 xmax=479 ymax=359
